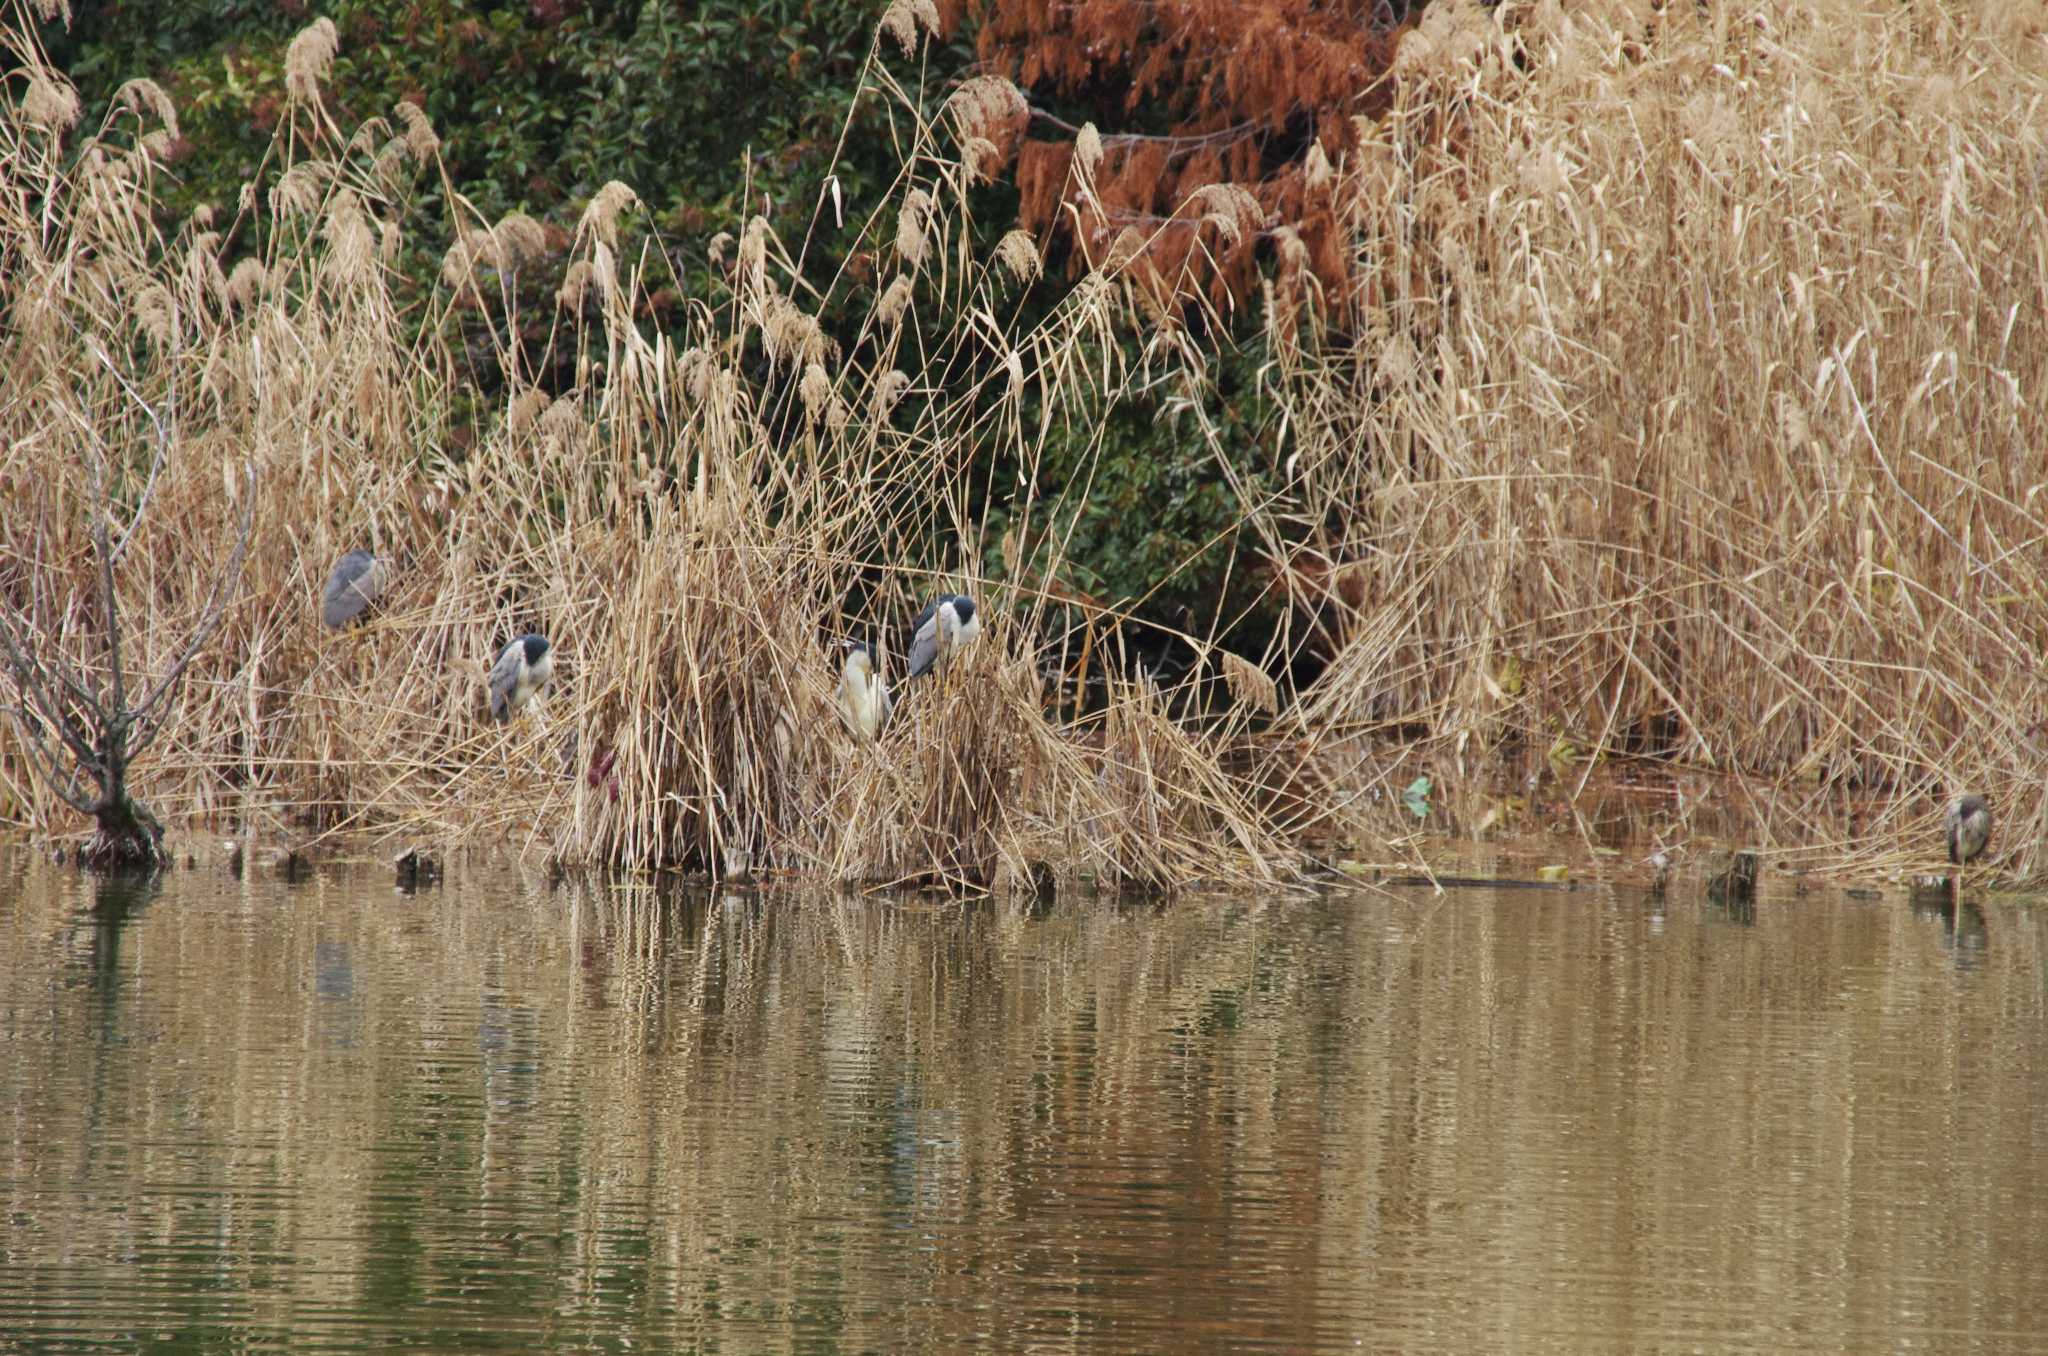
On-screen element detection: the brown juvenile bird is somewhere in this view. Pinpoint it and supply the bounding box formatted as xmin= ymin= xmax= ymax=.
xmin=1945 ymin=793 xmax=1992 ymax=869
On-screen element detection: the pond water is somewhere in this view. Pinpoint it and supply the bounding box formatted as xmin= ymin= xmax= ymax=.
xmin=4 ymin=854 xmax=2048 ymax=1353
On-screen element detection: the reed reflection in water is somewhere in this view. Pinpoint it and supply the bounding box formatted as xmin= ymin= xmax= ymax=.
xmin=2 ymin=857 xmax=2048 ymax=1352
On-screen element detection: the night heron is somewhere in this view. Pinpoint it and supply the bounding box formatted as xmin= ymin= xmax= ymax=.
xmin=905 ymin=593 xmax=981 ymax=680
xmin=320 ymin=549 xmax=390 ymax=628
xmin=488 ymin=633 xmax=554 ymax=724
xmin=837 ymin=639 xmax=892 ymax=742
xmin=1946 ymin=793 xmax=1991 ymax=872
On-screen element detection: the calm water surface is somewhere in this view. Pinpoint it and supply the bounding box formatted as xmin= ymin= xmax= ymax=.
xmin=4 ymin=855 xmax=2048 ymax=1352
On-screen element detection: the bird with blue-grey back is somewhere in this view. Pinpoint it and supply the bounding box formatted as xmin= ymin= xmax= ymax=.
xmin=837 ymin=638 xmax=892 ymax=741
xmin=320 ymin=549 xmax=390 ymax=629
xmin=488 ymin=634 xmax=554 ymax=724
xmin=905 ymin=593 xmax=982 ymax=680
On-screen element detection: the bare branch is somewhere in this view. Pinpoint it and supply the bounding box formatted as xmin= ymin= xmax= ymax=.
xmin=89 ymin=450 xmax=127 ymax=721
xmin=5 ymin=707 xmax=98 ymax=815
xmin=0 ymin=604 xmax=101 ymax=768
xmin=4 ymin=534 xmax=115 ymax=725
xmin=1027 ymin=105 xmax=1261 ymax=154
xmin=130 ymin=463 xmax=256 ymax=755
xmin=39 ymin=634 xmax=109 ymax=731
xmin=37 ymin=608 xmax=110 ymax=723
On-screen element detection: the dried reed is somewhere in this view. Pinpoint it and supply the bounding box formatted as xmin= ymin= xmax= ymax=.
xmin=1241 ymin=0 xmax=2048 ymax=879
xmin=6 ymin=1 xmax=2046 ymax=885
xmin=0 ymin=6 xmax=1292 ymax=891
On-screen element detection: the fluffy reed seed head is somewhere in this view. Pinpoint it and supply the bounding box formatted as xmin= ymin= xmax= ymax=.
xmin=395 ymin=100 xmax=440 ymax=158
xmin=493 ymin=212 xmax=549 ymax=270
xmin=577 ymin=181 xmax=640 ymax=248
xmin=872 ymin=368 xmax=912 ymax=419
xmin=895 ymin=188 xmax=935 ymax=268
xmin=283 ymin=18 xmax=339 ymax=104
xmin=23 ymin=74 xmax=80 ymax=133
xmin=113 ymin=78 xmax=179 ymax=137
xmin=875 ymin=275 xmax=914 ymax=328
xmin=992 ymin=230 xmax=1041 ymax=284
xmin=272 ymin=160 xmax=334 ymax=220
xmin=879 ymin=0 xmax=941 ymax=55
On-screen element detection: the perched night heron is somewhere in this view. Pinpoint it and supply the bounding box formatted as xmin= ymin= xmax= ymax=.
xmin=488 ymin=633 xmax=554 ymax=724
xmin=1946 ymin=793 xmax=1992 ymax=870
xmin=837 ymin=639 xmax=892 ymax=742
xmin=319 ymin=549 xmax=390 ymax=629
xmin=905 ymin=593 xmax=982 ymax=680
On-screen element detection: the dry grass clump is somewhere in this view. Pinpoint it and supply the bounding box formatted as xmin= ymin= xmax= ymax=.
xmin=842 ymin=650 xmax=1040 ymax=889
xmin=1238 ymin=0 xmax=2048 ymax=876
xmin=564 ymin=488 xmax=843 ymax=875
xmin=794 ymin=642 xmax=1290 ymax=892
xmin=0 ymin=8 xmax=1293 ymax=891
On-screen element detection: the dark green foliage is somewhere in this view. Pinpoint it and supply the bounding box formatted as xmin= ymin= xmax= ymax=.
xmin=982 ymin=338 xmax=1282 ymax=631
xmin=48 ymin=0 xmax=902 ymax=230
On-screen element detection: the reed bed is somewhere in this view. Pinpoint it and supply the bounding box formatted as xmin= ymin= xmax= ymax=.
xmin=4 ymin=1 xmax=2047 ymax=883
xmin=1242 ymin=0 xmax=2048 ymax=878
xmin=0 ymin=6 xmax=1294 ymax=889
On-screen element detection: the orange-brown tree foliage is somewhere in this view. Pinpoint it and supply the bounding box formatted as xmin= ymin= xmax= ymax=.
xmin=941 ymin=0 xmax=1416 ymax=320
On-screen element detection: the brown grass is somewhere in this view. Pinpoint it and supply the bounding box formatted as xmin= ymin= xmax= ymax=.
xmin=1238 ymin=0 xmax=2048 ymax=880
xmin=0 ymin=6 xmax=1296 ymax=891
xmin=3 ymin=2 xmax=2047 ymax=885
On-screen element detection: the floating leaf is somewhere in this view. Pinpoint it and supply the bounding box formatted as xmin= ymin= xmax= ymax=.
xmin=1537 ymin=864 xmax=1570 ymax=882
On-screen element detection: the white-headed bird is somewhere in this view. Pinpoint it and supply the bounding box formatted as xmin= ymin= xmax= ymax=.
xmin=905 ymin=593 xmax=982 ymax=680
xmin=488 ymin=634 xmax=554 ymax=724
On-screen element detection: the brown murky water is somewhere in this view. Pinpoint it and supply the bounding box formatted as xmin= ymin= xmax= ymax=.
xmin=3 ymin=854 xmax=2048 ymax=1352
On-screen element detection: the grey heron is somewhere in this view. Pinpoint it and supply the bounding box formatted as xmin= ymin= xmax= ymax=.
xmin=905 ymin=593 xmax=981 ymax=680
xmin=488 ymin=633 xmax=554 ymax=724
xmin=320 ymin=549 xmax=390 ymax=628
xmin=837 ymin=639 xmax=892 ymax=741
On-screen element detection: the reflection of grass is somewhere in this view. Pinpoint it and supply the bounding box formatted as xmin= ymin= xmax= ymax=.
xmin=12 ymin=862 xmax=2048 ymax=1349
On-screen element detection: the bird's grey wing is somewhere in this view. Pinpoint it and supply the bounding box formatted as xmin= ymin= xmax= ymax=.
xmin=320 ymin=552 xmax=375 ymax=627
xmin=486 ymin=642 xmax=522 ymax=722
xmin=905 ymin=615 xmax=940 ymax=679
